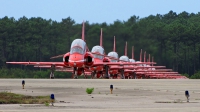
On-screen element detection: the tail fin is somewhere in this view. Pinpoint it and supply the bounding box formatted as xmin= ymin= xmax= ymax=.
xmin=113 ymin=36 xmax=116 ymax=52
xmin=100 ymin=28 xmax=103 ymax=47
xmin=152 ymin=56 xmax=154 ymax=66
xmin=148 ymin=54 xmax=150 ymax=63
xmin=144 ymin=51 xmax=146 ymax=62
xmin=140 ymin=49 xmax=142 ymax=62
xmin=132 ymin=46 xmax=134 ymax=59
xmin=125 ymin=42 xmax=127 ymax=56
xmin=82 ymin=21 xmax=85 ymax=41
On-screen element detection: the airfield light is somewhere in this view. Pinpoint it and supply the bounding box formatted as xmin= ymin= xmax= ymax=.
xmin=50 ymin=94 xmax=55 ymax=106
xmin=110 ymin=85 xmax=113 ymax=94
xmin=185 ymin=90 xmax=189 ymax=102
xmin=22 ymin=80 xmax=25 ymax=89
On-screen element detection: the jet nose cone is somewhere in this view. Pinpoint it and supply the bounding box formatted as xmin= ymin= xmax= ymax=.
xmin=69 ymin=53 xmax=85 ymax=67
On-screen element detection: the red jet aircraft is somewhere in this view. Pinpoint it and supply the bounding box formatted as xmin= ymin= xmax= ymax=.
xmin=6 ymin=21 xmax=149 ymax=79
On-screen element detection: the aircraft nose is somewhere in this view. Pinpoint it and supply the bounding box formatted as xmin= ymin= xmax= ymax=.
xmin=72 ymin=54 xmax=83 ymax=60
xmin=69 ymin=54 xmax=85 ymax=67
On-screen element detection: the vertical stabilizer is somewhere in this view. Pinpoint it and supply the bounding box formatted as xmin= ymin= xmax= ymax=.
xmin=152 ymin=56 xmax=154 ymax=66
xmin=113 ymin=36 xmax=116 ymax=52
xmin=100 ymin=28 xmax=103 ymax=47
xmin=132 ymin=46 xmax=134 ymax=59
xmin=82 ymin=21 xmax=85 ymax=41
xmin=125 ymin=42 xmax=127 ymax=56
xmin=140 ymin=49 xmax=142 ymax=62
xmin=149 ymin=54 xmax=150 ymax=62
xmin=144 ymin=51 xmax=146 ymax=62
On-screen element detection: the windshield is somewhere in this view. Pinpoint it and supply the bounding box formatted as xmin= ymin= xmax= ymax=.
xmin=108 ymin=52 xmax=118 ymax=59
xmin=93 ymin=54 xmax=103 ymax=59
xmin=110 ymin=59 xmax=118 ymax=62
xmin=119 ymin=56 xmax=129 ymax=62
xmin=91 ymin=46 xmax=104 ymax=54
xmin=129 ymin=59 xmax=135 ymax=63
xmin=70 ymin=47 xmax=84 ymax=54
xmin=71 ymin=39 xmax=86 ymax=50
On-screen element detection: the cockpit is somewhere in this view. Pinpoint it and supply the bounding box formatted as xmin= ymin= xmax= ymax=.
xmin=136 ymin=61 xmax=143 ymax=66
xmin=91 ymin=46 xmax=104 ymax=59
xmin=119 ymin=56 xmax=129 ymax=62
xmin=129 ymin=59 xmax=135 ymax=63
xmin=70 ymin=39 xmax=86 ymax=54
xmin=107 ymin=52 xmax=118 ymax=62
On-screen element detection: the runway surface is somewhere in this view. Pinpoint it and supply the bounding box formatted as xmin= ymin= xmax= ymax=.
xmin=0 ymin=79 xmax=199 ymax=112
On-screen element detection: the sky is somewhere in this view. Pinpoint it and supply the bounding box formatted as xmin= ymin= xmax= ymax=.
xmin=0 ymin=0 xmax=200 ymax=24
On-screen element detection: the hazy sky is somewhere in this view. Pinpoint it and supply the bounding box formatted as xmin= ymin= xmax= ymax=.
xmin=1 ymin=0 xmax=199 ymax=24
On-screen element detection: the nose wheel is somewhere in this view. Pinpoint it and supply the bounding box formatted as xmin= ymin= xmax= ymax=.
xmin=120 ymin=69 xmax=125 ymax=79
xmin=73 ymin=67 xmax=78 ymax=79
xmin=91 ymin=71 xmax=96 ymax=79
xmin=104 ymin=65 xmax=109 ymax=79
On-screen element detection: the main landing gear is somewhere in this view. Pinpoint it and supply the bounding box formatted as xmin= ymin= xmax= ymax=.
xmin=82 ymin=69 xmax=87 ymax=79
xmin=50 ymin=65 xmax=55 ymax=79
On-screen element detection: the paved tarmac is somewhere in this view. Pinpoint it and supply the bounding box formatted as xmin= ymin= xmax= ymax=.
xmin=0 ymin=79 xmax=199 ymax=112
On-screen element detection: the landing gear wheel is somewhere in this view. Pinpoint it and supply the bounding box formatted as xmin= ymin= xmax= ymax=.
xmin=50 ymin=72 xmax=54 ymax=79
xmin=84 ymin=74 xmax=87 ymax=79
xmin=114 ymin=74 xmax=118 ymax=79
xmin=50 ymin=65 xmax=55 ymax=79
xmin=50 ymin=75 xmax=54 ymax=79
xmin=73 ymin=67 xmax=78 ymax=79
xmin=74 ymin=75 xmax=78 ymax=79
xmin=82 ymin=69 xmax=87 ymax=79
xmin=104 ymin=65 xmax=109 ymax=79
xmin=134 ymin=72 xmax=137 ymax=79
xmin=91 ymin=71 xmax=96 ymax=79
xmin=120 ymin=70 xmax=124 ymax=79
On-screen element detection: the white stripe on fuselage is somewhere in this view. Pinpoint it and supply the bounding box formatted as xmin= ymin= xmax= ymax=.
xmin=68 ymin=60 xmax=85 ymax=63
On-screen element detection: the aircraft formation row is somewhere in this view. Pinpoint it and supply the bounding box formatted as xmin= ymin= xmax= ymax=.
xmin=6 ymin=21 xmax=188 ymax=79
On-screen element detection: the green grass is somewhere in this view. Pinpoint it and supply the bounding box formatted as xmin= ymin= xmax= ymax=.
xmin=86 ymin=88 xmax=94 ymax=94
xmin=45 ymin=102 xmax=50 ymax=106
xmin=0 ymin=92 xmax=52 ymax=104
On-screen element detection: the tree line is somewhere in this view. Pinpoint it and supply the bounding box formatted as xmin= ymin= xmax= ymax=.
xmin=1 ymin=10 xmax=200 ymax=78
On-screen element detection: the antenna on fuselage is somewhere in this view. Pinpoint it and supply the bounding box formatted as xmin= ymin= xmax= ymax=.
xmin=82 ymin=21 xmax=85 ymax=41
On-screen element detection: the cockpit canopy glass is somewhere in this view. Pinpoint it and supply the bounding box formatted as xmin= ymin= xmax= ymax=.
xmin=91 ymin=46 xmax=104 ymax=54
xmin=91 ymin=46 xmax=104 ymax=59
xmin=129 ymin=59 xmax=135 ymax=63
xmin=93 ymin=54 xmax=103 ymax=59
xmin=108 ymin=52 xmax=118 ymax=58
xmin=70 ymin=39 xmax=86 ymax=54
xmin=108 ymin=52 xmax=118 ymax=62
xmin=70 ymin=39 xmax=86 ymax=50
xmin=70 ymin=47 xmax=84 ymax=54
xmin=119 ymin=56 xmax=129 ymax=62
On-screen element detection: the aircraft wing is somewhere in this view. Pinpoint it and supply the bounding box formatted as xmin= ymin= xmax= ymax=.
xmin=34 ymin=65 xmax=70 ymax=68
xmin=6 ymin=62 xmax=65 ymax=66
xmin=92 ymin=62 xmax=156 ymax=66
xmin=56 ymin=68 xmax=92 ymax=75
